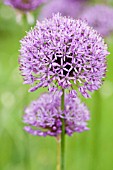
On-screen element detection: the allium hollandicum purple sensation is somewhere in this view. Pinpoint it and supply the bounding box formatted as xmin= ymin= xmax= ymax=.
xmin=19 ymin=13 xmax=109 ymax=98
xmin=81 ymin=5 xmax=113 ymax=37
xmin=4 ymin=0 xmax=44 ymax=12
xmin=39 ymin=0 xmax=85 ymax=20
xmin=23 ymin=92 xmax=90 ymax=137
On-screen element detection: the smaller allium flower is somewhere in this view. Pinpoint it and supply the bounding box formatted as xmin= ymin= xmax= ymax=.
xmin=81 ymin=5 xmax=113 ymax=36
xmin=19 ymin=13 xmax=109 ymax=98
xmin=4 ymin=0 xmax=44 ymax=12
xmin=39 ymin=0 xmax=85 ymax=20
xmin=23 ymin=92 xmax=90 ymax=137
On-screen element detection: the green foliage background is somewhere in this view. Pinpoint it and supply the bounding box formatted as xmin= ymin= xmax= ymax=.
xmin=0 ymin=1 xmax=113 ymax=170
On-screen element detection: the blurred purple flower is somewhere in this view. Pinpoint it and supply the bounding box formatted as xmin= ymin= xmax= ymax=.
xmin=23 ymin=92 xmax=90 ymax=137
xmin=39 ymin=0 xmax=86 ymax=20
xmin=81 ymin=5 xmax=113 ymax=36
xmin=4 ymin=0 xmax=44 ymax=12
xmin=19 ymin=13 xmax=109 ymax=98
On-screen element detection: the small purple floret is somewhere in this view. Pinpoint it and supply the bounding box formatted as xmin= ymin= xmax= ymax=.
xmin=23 ymin=92 xmax=90 ymax=137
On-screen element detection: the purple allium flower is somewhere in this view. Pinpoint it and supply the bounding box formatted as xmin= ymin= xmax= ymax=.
xmin=81 ymin=5 xmax=113 ymax=36
xmin=4 ymin=0 xmax=44 ymax=12
xmin=19 ymin=13 xmax=109 ymax=98
xmin=23 ymin=92 xmax=90 ymax=137
xmin=39 ymin=0 xmax=86 ymax=20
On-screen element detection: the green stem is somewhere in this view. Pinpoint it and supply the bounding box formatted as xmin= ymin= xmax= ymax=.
xmin=61 ymin=89 xmax=65 ymax=170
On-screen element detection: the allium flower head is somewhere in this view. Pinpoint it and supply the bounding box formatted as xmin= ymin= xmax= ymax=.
xmin=19 ymin=13 xmax=109 ymax=98
xmin=39 ymin=0 xmax=85 ymax=20
xmin=4 ymin=0 xmax=44 ymax=12
xmin=23 ymin=92 xmax=90 ymax=137
xmin=81 ymin=5 xmax=113 ymax=36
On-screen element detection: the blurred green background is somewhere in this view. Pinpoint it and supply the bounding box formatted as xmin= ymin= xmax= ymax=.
xmin=0 ymin=1 xmax=113 ymax=170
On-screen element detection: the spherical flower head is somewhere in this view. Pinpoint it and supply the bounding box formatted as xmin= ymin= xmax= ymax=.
xmin=39 ymin=0 xmax=86 ymax=20
xmin=19 ymin=13 xmax=109 ymax=98
xmin=23 ymin=92 xmax=90 ymax=137
xmin=81 ymin=5 xmax=113 ymax=37
xmin=4 ymin=0 xmax=45 ymax=12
